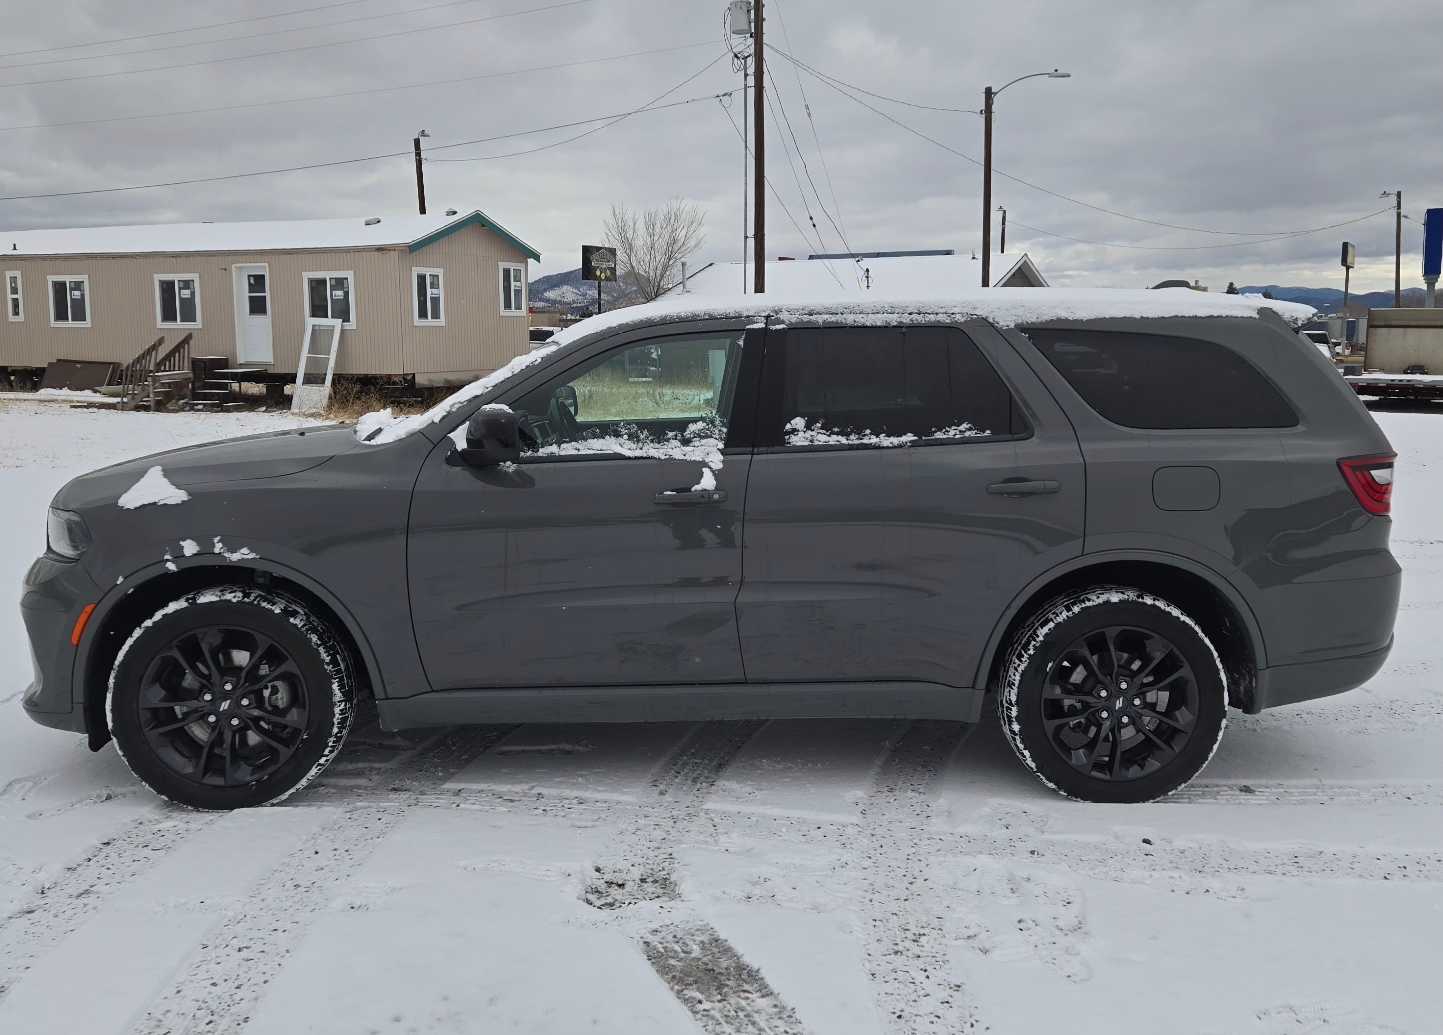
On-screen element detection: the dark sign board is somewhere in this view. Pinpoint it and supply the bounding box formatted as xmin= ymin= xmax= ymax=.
xmin=582 ymin=245 xmax=617 ymax=282
xmin=1424 ymin=209 xmax=1443 ymax=280
xmin=1340 ymin=242 xmax=1356 ymax=270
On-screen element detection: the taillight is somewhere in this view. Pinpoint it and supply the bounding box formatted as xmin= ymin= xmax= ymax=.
xmin=1338 ymin=454 xmax=1395 ymax=516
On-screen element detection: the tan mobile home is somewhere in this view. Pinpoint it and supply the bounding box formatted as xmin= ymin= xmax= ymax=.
xmin=1 ymin=210 xmax=539 ymax=387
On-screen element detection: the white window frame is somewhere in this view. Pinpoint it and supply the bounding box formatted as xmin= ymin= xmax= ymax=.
xmin=499 ymin=262 xmax=526 ymax=316
xmin=47 ymin=274 xmax=91 ymax=328
xmin=153 ymin=273 xmax=202 ymax=329
xmin=5 ymin=270 xmax=21 ymax=322
xmin=412 ymin=266 xmax=445 ymax=327
xmin=302 ymin=270 xmax=356 ymax=329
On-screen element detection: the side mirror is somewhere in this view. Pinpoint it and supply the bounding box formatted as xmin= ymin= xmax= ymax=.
xmin=461 ymin=405 xmax=524 ymax=468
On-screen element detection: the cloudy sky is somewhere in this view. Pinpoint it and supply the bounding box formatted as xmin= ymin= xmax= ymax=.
xmin=0 ymin=0 xmax=1436 ymax=291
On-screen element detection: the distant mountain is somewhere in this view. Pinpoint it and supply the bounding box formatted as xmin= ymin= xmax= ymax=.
xmin=1239 ymin=285 xmax=1427 ymax=313
xmin=530 ymin=267 xmax=641 ymax=314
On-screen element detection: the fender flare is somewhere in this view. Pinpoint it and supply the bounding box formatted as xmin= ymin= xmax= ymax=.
xmin=973 ymin=548 xmax=1267 ymax=688
xmin=75 ymin=556 xmax=388 ymax=737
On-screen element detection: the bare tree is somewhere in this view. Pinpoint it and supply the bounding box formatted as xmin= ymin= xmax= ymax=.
xmin=604 ymin=200 xmax=706 ymax=302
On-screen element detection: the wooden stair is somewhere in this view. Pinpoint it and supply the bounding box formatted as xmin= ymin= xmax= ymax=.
xmin=118 ymin=334 xmax=193 ymax=411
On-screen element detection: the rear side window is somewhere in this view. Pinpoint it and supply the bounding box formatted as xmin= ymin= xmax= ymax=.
xmin=776 ymin=326 xmax=1025 ymax=445
xmin=1023 ymin=328 xmax=1297 ymax=429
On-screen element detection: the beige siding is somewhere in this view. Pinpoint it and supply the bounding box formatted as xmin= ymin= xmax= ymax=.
xmin=0 ymin=226 xmax=529 ymax=379
xmin=399 ymin=223 xmax=531 ymax=383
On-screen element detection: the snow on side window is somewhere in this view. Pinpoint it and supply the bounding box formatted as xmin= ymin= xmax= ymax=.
xmin=783 ymin=417 xmax=990 ymax=448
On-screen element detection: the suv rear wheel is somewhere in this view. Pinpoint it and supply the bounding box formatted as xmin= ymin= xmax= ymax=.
xmin=1000 ymin=587 xmax=1227 ymax=803
xmin=107 ymin=586 xmax=354 ymax=810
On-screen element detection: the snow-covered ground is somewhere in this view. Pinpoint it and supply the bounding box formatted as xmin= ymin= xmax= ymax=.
xmin=1 ymin=397 xmax=1441 ymax=1034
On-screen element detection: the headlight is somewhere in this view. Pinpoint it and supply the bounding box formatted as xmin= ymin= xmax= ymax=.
xmin=46 ymin=508 xmax=91 ymax=559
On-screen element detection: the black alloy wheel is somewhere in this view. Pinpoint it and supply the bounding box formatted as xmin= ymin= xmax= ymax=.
xmin=109 ymin=587 xmax=353 ymax=810
xmin=1040 ymin=626 xmax=1199 ymax=783
xmin=1000 ymin=588 xmax=1227 ymax=803
xmin=137 ymin=626 xmax=311 ymax=788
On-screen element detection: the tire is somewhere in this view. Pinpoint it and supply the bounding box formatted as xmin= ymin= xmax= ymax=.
xmin=999 ymin=587 xmax=1227 ymax=803
xmin=107 ymin=586 xmax=354 ymax=810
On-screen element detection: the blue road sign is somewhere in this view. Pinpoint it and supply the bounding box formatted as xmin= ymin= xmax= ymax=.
xmin=1425 ymin=209 xmax=1443 ymax=280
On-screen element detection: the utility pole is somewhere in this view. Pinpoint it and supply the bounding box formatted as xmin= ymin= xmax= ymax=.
xmin=998 ymin=206 xmax=1007 ymax=254
xmin=753 ymin=0 xmax=765 ymax=293
xmin=413 ymin=130 xmax=430 ymax=216
xmin=981 ymin=86 xmax=994 ymax=287
xmin=1394 ymin=189 xmax=1403 ymax=307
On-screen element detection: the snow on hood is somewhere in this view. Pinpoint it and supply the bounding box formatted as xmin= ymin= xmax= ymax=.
xmin=117 ymin=466 xmax=190 ymax=509
xmin=354 ymin=287 xmax=1315 ymax=444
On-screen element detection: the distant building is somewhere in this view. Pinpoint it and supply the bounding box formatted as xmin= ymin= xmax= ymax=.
xmin=1 ymin=210 xmax=539 ymax=386
xmin=665 ymin=250 xmax=1049 ymax=296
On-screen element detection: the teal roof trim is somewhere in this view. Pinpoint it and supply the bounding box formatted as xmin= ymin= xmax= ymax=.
xmin=408 ymin=210 xmax=540 ymax=261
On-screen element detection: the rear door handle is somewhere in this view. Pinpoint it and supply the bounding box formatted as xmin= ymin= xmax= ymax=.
xmin=987 ymin=479 xmax=1060 ymax=497
xmin=654 ymin=489 xmax=728 ymax=506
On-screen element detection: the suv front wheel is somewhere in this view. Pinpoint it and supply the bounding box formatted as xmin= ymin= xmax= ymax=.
xmin=1000 ymin=588 xmax=1227 ymax=803
xmin=107 ymin=586 xmax=355 ymax=810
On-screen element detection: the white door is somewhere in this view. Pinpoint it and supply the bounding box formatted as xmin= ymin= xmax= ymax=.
xmin=233 ymin=264 xmax=273 ymax=364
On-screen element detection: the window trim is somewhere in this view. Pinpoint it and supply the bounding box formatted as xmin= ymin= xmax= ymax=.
xmin=5 ymin=270 xmax=21 ymax=322
xmin=153 ymin=273 xmax=202 ymax=329
xmin=756 ymin=323 xmax=1032 ymax=453
xmin=47 ymin=274 xmax=91 ymax=328
xmin=499 ymin=262 xmax=526 ymax=316
xmin=302 ymin=270 xmax=356 ymax=329
xmin=412 ymin=266 xmax=445 ymax=327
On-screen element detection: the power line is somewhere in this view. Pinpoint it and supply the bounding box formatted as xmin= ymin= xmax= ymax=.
xmin=1009 ymin=209 xmax=1393 ymax=252
xmin=426 ymin=52 xmax=726 ymax=162
xmin=0 ymin=0 xmax=380 ymax=59
xmin=0 ymin=83 xmax=732 ymax=203
xmin=770 ymin=0 xmax=857 ymax=257
xmin=0 ymin=0 xmax=501 ymax=73
xmin=719 ymin=97 xmax=848 ymax=291
xmin=0 ymin=42 xmax=715 ymax=134
xmin=769 ymin=45 xmax=976 ymax=114
xmin=771 ymin=44 xmax=1389 ymax=241
xmin=762 ymin=73 xmax=828 ymax=250
xmin=0 ymin=0 xmax=593 ymax=91
xmin=764 ymin=59 xmax=860 ymax=287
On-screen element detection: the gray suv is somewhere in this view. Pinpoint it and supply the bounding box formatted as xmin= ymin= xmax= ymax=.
xmin=21 ymin=294 xmax=1400 ymax=809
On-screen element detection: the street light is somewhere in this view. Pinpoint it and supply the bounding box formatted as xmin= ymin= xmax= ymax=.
xmin=982 ymin=69 xmax=1071 ymax=287
xmin=414 ymin=129 xmax=431 ymax=215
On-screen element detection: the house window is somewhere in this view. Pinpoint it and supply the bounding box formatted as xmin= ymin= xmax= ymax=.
xmin=413 ymin=267 xmax=444 ymax=325
xmin=48 ymin=275 xmax=90 ymax=327
xmin=5 ymin=271 xmax=20 ymax=321
xmin=304 ymin=271 xmax=354 ymax=327
xmin=499 ymin=263 xmax=525 ymax=315
xmin=155 ymin=274 xmax=201 ymax=327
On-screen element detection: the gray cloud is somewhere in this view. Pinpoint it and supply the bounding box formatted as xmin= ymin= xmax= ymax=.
xmin=0 ymin=0 xmax=1437 ymax=293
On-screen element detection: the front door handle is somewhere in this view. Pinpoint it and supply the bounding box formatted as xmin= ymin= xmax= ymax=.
xmin=987 ymin=478 xmax=1060 ymax=498
xmin=654 ymin=488 xmax=728 ymax=506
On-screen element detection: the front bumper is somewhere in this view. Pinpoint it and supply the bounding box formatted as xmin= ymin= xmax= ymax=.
xmin=1247 ymin=637 xmax=1393 ymax=713
xmin=19 ymin=552 xmax=98 ymax=734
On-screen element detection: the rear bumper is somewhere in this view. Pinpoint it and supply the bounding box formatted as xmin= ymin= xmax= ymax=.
xmin=1247 ymin=636 xmax=1393 ymax=713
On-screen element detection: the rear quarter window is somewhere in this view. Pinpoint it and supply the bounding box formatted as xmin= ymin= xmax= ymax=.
xmin=1021 ymin=328 xmax=1298 ymax=430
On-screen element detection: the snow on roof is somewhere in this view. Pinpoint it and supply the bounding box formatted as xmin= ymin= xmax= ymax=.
xmin=1 ymin=209 xmax=539 ymax=259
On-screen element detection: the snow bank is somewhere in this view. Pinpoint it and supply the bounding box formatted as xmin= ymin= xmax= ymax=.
xmin=117 ymin=466 xmax=189 ymax=509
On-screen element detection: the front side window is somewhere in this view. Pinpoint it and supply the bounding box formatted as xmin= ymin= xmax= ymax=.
xmin=512 ymin=332 xmax=742 ymax=457
xmin=305 ymin=272 xmax=354 ymax=326
xmin=499 ymin=263 xmax=525 ymax=314
xmin=5 ymin=271 xmax=20 ymax=321
xmin=414 ymin=267 xmax=444 ymax=324
xmin=155 ymin=274 xmax=200 ymax=327
xmin=776 ymin=326 xmax=1022 ymax=447
xmin=1022 ymin=328 xmax=1298 ymax=430
xmin=48 ymin=276 xmax=89 ymax=327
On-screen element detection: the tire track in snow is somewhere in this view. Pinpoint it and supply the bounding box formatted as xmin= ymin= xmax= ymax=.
xmin=581 ymin=720 xmax=807 ymax=1034
xmin=851 ymin=720 xmax=977 ymax=1035
xmin=0 ymin=809 xmax=219 ymax=1001
xmin=127 ymin=724 xmax=517 ymax=1035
